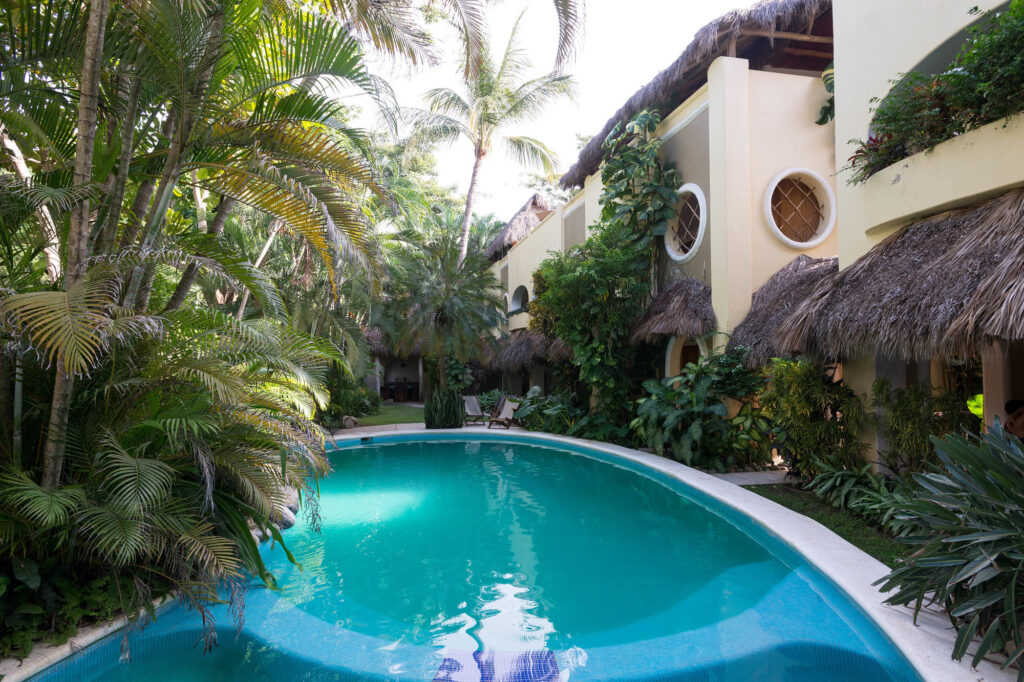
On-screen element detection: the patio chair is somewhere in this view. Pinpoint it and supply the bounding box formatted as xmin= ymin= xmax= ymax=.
xmin=463 ymin=395 xmax=486 ymax=425
xmin=487 ymin=399 xmax=520 ymax=429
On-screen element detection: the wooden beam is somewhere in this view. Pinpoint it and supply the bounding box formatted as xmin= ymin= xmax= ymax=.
xmin=782 ymin=47 xmax=834 ymax=60
xmin=744 ymin=30 xmax=833 ymax=44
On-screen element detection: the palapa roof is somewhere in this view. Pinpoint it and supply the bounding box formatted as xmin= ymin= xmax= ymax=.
xmin=560 ymin=0 xmax=832 ymax=189
xmin=365 ymin=326 xmax=421 ymax=359
xmin=486 ymin=194 xmax=552 ymax=261
xmin=631 ymin=278 xmax=716 ymax=345
xmin=492 ymin=328 xmax=572 ymax=372
xmin=728 ymin=255 xmax=837 ymax=367
xmin=776 ymin=189 xmax=1024 ymax=362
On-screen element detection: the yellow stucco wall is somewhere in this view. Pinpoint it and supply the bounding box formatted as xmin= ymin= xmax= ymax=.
xmin=493 ymin=56 xmax=838 ymax=354
xmin=707 ymin=57 xmax=839 ymax=341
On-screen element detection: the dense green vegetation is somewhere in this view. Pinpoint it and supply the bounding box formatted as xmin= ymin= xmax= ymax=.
xmin=847 ymin=1 xmax=1024 ymax=182
xmin=0 ymin=0 xmax=578 ymax=659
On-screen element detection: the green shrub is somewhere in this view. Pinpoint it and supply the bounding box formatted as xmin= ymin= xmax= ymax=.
xmin=876 ymin=424 xmax=1024 ymax=668
xmin=847 ymin=2 xmax=1024 ymax=183
xmin=425 ymin=389 xmax=462 ymax=429
xmin=0 ymin=557 xmax=155 ymax=658
xmin=871 ymin=379 xmax=980 ymax=475
xmin=477 ymin=388 xmax=503 ymax=415
xmin=323 ymin=368 xmax=382 ymax=425
xmin=760 ymin=359 xmax=866 ymax=478
xmin=807 ymin=460 xmax=915 ymax=537
xmin=530 ymin=109 xmax=681 ymax=422
xmin=631 ymin=356 xmax=774 ymax=472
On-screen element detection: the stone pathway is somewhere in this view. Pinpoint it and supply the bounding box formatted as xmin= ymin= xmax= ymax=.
xmin=710 ymin=470 xmax=791 ymax=486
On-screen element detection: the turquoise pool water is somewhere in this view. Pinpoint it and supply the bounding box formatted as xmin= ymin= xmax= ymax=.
xmin=28 ymin=434 xmax=922 ymax=682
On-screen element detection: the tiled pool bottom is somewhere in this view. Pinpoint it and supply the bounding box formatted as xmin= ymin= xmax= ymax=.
xmin=24 ymin=436 xmax=922 ymax=682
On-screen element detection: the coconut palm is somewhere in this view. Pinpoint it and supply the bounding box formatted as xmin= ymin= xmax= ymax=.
xmin=407 ymin=16 xmax=577 ymax=264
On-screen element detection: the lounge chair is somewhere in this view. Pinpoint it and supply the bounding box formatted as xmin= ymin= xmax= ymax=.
xmin=487 ymin=399 xmax=519 ymax=429
xmin=463 ymin=395 xmax=486 ymax=425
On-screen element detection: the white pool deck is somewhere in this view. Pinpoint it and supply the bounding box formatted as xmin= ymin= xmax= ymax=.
xmin=1 ymin=426 xmax=1013 ymax=682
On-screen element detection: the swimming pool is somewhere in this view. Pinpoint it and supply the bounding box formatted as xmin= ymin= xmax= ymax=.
xmin=26 ymin=433 xmax=922 ymax=682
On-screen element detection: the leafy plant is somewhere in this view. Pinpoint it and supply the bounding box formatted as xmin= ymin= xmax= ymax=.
xmin=876 ymin=423 xmax=1024 ymax=670
xmin=477 ymin=388 xmax=503 ymax=415
xmin=807 ymin=460 xmax=915 ymax=537
xmin=425 ymin=389 xmax=463 ymax=429
xmin=760 ymin=359 xmax=866 ymax=478
xmin=632 ymin=356 xmax=774 ymax=472
xmin=872 ymin=379 xmax=980 ymax=475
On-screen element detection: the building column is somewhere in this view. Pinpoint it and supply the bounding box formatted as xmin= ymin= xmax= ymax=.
xmin=708 ymin=56 xmax=752 ymax=346
xmin=982 ymin=340 xmax=1012 ymax=429
xmin=417 ymin=357 xmax=424 ymax=401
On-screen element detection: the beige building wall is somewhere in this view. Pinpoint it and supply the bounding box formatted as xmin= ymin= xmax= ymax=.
xmin=833 ymin=0 xmax=1011 ymax=264
xmin=707 ymin=57 xmax=839 ymax=344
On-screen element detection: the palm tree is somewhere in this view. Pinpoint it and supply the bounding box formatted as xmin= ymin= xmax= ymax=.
xmin=0 ymin=0 xmax=389 ymax=485
xmin=385 ymin=210 xmax=504 ymax=391
xmin=408 ymin=16 xmax=577 ymax=265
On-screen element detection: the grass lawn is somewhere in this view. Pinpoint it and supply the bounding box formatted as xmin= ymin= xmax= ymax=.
xmin=357 ymin=403 xmax=425 ymax=426
xmin=745 ymin=484 xmax=906 ymax=568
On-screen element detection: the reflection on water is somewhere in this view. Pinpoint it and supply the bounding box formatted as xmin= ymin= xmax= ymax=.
xmin=276 ymin=440 xmax=788 ymax=653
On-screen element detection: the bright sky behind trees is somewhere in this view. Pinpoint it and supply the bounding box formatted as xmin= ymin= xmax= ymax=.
xmin=358 ymin=0 xmax=748 ymax=219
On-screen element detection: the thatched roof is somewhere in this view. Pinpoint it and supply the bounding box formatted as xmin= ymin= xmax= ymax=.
xmin=365 ymin=326 xmax=421 ymax=359
xmin=486 ymin=194 xmax=552 ymax=261
xmin=560 ymin=0 xmax=832 ymax=189
xmin=776 ymin=189 xmax=1024 ymax=362
xmin=631 ymin=278 xmax=716 ymax=345
xmin=728 ymin=255 xmax=837 ymax=367
xmin=492 ymin=328 xmax=572 ymax=372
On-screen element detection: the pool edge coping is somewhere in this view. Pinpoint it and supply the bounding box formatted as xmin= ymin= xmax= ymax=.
xmin=330 ymin=428 xmax=1011 ymax=682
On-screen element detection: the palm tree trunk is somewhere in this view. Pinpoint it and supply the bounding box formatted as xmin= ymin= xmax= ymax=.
xmin=0 ymin=353 xmax=11 ymax=463
xmin=457 ymin=151 xmax=484 ymax=266
xmin=94 ymin=72 xmax=142 ymax=255
xmin=125 ymin=12 xmax=225 ymax=311
xmin=163 ymin=195 xmax=236 ymax=312
xmin=235 ymin=219 xmax=282 ymax=320
xmin=0 ymin=122 xmax=61 ymax=282
xmin=41 ymin=0 xmax=110 ymax=488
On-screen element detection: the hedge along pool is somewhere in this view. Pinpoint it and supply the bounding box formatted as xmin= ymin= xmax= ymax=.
xmin=26 ymin=433 xmax=922 ymax=682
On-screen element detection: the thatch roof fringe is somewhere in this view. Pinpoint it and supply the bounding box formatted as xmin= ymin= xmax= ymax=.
xmin=728 ymin=255 xmax=837 ymax=367
xmin=560 ymin=0 xmax=830 ymax=189
xmin=776 ymin=189 xmax=1024 ymax=361
xmin=486 ymin=193 xmax=552 ymax=261
xmin=492 ymin=328 xmax=573 ymax=372
xmin=630 ymin=278 xmax=716 ymax=345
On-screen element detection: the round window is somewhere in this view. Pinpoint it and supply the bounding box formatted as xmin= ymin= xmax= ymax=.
xmin=763 ymin=168 xmax=836 ymax=249
xmin=665 ymin=183 xmax=706 ymax=262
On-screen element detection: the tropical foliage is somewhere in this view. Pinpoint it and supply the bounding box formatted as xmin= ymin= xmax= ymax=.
xmin=876 ymin=424 xmax=1024 ymax=672
xmin=530 ymin=109 xmax=680 ymax=422
xmin=871 ymin=378 xmax=980 ymax=475
xmin=759 ymin=359 xmax=866 ymax=478
xmin=407 ymin=17 xmax=576 ymax=263
xmin=846 ymin=2 xmax=1024 ymax=183
xmin=632 ymin=350 xmax=774 ymax=472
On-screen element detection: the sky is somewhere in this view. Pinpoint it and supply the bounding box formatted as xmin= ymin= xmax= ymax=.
xmin=356 ymin=1 xmax=749 ymax=220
